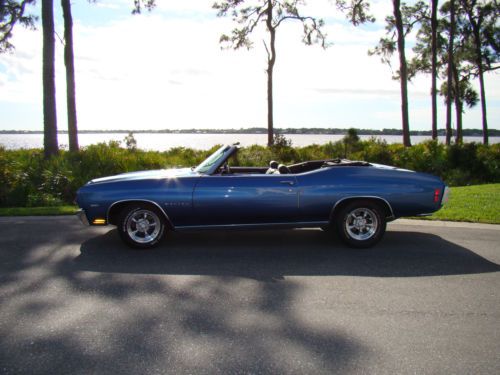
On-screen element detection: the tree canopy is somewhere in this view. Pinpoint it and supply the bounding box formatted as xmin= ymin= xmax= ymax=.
xmin=0 ymin=0 xmax=36 ymax=52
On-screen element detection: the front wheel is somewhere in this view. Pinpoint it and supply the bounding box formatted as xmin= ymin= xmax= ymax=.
xmin=335 ymin=200 xmax=386 ymax=248
xmin=118 ymin=204 xmax=166 ymax=249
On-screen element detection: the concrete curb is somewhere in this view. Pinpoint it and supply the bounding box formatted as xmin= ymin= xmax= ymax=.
xmin=391 ymin=218 xmax=500 ymax=230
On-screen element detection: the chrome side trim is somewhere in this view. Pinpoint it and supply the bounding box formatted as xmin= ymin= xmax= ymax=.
xmin=330 ymin=196 xmax=395 ymax=219
xmin=77 ymin=209 xmax=89 ymax=226
xmin=107 ymin=199 xmax=174 ymax=228
xmin=174 ymin=221 xmax=329 ymax=231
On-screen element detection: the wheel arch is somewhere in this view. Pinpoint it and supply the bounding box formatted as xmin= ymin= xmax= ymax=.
xmin=329 ymin=196 xmax=395 ymax=222
xmin=107 ymin=199 xmax=174 ymax=229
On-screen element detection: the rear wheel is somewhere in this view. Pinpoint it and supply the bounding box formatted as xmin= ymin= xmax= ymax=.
xmin=118 ymin=204 xmax=166 ymax=249
xmin=335 ymin=200 xmax=386 ymax=248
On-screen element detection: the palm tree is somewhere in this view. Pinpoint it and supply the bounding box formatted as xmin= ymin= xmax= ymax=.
xmin=61 ymin=0 xmax=78 ymax=151
xmin=42 ymin=0 xmax=58 ymax=157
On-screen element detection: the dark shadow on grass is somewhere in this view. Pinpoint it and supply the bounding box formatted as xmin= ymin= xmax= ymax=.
xmin=73 ymin=228 xmax=500 ymax=278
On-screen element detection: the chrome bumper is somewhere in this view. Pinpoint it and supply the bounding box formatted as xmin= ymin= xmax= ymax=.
xmin=77 ymin=209 xmax=89 ymax=226
xmin=441 ymin=186 xmax=450 ymax=206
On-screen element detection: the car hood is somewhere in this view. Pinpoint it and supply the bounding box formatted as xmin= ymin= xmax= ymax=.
xmin=88 ymin=168 xmax=196 ymax=185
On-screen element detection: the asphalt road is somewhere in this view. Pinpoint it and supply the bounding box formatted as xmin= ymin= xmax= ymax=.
xmin=0 ymin=216 xmax=499 ymax=375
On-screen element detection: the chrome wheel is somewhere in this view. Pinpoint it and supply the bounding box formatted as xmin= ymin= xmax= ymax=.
xmin=126 ymin=209 xmax=161 ymax=244
xmin=344 ymin=207 xmax=379 ymax=241
xmin=335 ymin=200 xmax=387 ymax=248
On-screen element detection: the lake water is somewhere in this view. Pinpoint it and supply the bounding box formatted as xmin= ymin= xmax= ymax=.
xmin=0 ymin=133 xmax=497 ymax=151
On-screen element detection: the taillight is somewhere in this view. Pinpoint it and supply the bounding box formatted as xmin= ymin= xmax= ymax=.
xmin=434 ymin=188 xmax=441 ymax=203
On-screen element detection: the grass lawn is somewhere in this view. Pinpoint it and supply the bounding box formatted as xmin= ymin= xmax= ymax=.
xmin=0 ymin=206 xmax=78 ymax=216
xmin=417 ymin=183 xmax=500 ymax=224
xmin=0 ymin=184 xmax=498 ymax=224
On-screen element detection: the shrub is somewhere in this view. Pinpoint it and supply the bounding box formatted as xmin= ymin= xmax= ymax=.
xmin=355 ymin=138 xmax=394 ymax=165
xmin=0 ymin=141 xmax=498 ymax=207
xmin=270 ymin=134 xmax=297 ymax=163
xmin=236 ymin=145 xmax=273 ymax=166
xmin=342 ymin=128 xmax=362 ymax=158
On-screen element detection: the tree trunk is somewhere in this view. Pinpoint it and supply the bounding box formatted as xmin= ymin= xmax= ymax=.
xmin=452 ymin=63 xmax=462 ymax=144
xmin=393 ymin=0 xmax=411 ymax=147
xmin=462 ymin=1 xmax=488 ymax=144
xmin=431 ymin=0 xmax=438 ymax=140
xmin=265 ymin=2 xmax=276 ymax=147
xmin=471 ymin=22 xmax=488 ymax=144
xmin=42 ymin=0 xmax=58 ymax=158
xmin=445 ymin=0 xmax=455 ymax=146
xmin=266 ymin=48 xmax=275 ymax=147
xmin=61 ymin=0 xmax=78 ymax=152
xmin=477 ymin=61 xmax=488 ymax=145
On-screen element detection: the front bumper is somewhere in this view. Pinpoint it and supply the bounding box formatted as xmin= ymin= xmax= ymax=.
xmin=77 ymin=209 xmax=89 ymax=226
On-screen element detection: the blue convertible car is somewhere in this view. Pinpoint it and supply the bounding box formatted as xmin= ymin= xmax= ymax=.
xmin=76 ymin=143 xmax=449 ymax=249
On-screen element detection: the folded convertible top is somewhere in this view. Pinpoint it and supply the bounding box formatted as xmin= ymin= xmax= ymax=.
xmin=322 ymin=159 xmax=371 ymax=167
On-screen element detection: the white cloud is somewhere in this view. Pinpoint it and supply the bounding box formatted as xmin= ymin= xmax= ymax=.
xmin=0 ymin=0 xmax=498 ymax=132
xmin=92 ymin=1 xmax=121 ymax=10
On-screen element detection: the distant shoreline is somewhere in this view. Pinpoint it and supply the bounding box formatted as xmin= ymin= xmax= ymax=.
xmin=1 ymin=128 xmax=499 ymax=137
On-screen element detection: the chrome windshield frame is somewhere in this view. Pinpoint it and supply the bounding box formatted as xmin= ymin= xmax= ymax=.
xmin=194 ymin=144 xmax=237 ymax=175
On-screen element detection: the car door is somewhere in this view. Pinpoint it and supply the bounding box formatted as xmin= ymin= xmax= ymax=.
xmin=192 ymin=174 xmax=299 ymax=226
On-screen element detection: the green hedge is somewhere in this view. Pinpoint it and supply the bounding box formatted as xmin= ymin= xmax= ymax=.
xmin=0 ymin=139 xmax=498 ymax=207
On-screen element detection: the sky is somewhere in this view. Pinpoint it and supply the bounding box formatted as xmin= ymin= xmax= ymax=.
xmin=0 ymin=0 xmax=498 ymax=132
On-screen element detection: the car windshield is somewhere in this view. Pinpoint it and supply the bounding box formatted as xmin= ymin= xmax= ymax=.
xmin=194 ymin=145 xmax=231 ymax=174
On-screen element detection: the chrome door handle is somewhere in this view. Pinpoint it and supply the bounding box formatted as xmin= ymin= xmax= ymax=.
xmin=280 ymin=180 xmax=295 ymax=186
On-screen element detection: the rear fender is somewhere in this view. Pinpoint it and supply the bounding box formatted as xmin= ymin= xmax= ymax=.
xmin=329 ymin=196 xmax=395 ymax=222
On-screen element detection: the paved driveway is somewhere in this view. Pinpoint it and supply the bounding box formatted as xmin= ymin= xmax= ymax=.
xmin=0 ymin=217 xmax=499 ymax=374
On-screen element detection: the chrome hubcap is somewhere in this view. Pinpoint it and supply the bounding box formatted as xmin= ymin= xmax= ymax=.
xmin=126 ymin=210 xmax=161 ymax=244
xmin=345 ymin=208 xmax=378 ymax=241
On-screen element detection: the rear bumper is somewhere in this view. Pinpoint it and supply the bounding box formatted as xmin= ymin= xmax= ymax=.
xmin=77 ymin=209 xmax=89 ymax=226
xmin=441 ymin=186 xmax=450 ymax=206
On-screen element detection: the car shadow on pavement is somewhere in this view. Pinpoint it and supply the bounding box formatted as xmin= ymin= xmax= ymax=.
xmin=74 ymin=228 xmax=500 ymax=278
xmin=1 ymin=224 xmax=370 ymax=374
xmin=1 ymin=220 xmax=499 ymax=374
